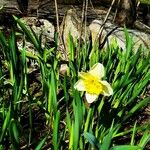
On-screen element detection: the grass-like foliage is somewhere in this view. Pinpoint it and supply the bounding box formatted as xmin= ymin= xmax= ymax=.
xmin=0 ymin=16 xmax=150 ymax=150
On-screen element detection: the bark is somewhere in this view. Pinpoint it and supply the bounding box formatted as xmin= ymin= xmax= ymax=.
xmin=114 ymin=0 xmax=136 ymax=27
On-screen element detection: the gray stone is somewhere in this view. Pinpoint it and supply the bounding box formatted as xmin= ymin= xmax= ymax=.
xmin=60 ymin=9 xmax=90 ymax=57
xmin=89 ymin=19 xmax=150 ymax=51
xmin=17 ymin=17 xmax=55 ymax=56
xmin=19 ymin=17 xmax=55 ymax=42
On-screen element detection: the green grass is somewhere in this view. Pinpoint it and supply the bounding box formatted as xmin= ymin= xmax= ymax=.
xmin=0 ymin=16 xmax=150 ymax=150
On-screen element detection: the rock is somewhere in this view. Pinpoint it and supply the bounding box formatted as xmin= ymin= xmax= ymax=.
xmin=60 ymin=64 xmax=68 ymax=75
xmin=60 ymin=9 xmax=90 ymax=59
xmin=19 ymin=17 xmax=55 ymax=42
xmin=89 ymin=19 xmax=150 ymax=51
xmin=17 ymin=17 xmax=55 ymax=56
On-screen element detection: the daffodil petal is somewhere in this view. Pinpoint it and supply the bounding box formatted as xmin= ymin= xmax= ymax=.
xmin=78 ymin=72 xmax=89 ymax=79
xmin=89 ymin=63 xmax=104 ymax=79
xmin=101 ymin=80 xmax=113 ymax=96
xmin=74 ymin=79 xmax=86 ymax=91
xmin=85 ymin=92 xmax=98 ymax=103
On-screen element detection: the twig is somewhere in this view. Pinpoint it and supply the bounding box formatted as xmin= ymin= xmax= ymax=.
xmin=54 ymin=0 xmax=67 ymax=59
xmin=54 ymin=0 xmax=60 ymax=36
xmin=99 ymin=26 xmax=118 ymax=49
xmin=113 ymin=0 xmax=120 ymax=22
xmin=97 ymin=0 xmax=116 ymax=44
xmin=84 ymin=0 xmax=88 ymax=40
xmin=78 ymin=0 xmax=86 ymax=49
xmin=89 ymin=0 xmax=98 ymax=17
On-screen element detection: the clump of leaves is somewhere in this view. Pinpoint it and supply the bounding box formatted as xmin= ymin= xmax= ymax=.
xmin=0 ymin=16 xmax=149 ymax=150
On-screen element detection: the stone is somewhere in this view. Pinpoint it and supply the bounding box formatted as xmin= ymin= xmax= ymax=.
xmin=60 ymin=9 xmax=90 ymax=59
xmin=89 ymin=19 xmax=150 ymax=51
xmin=17 ymin=17 xmax=55 ymax=56
xmin=19 ymin=17 xmax=55 ymax=42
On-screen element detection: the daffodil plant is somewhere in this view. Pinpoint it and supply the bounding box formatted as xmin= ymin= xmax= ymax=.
xmin=74 ymin=63 xmax=113 ymax=103
xmin=1 ymin=17 xmax=150 ymax=150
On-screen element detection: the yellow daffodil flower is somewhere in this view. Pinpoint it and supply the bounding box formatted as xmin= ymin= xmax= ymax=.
xmin=74 ymin=63 xmax=113 ymax=103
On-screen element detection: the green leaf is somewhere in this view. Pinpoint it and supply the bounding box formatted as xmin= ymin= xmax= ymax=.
xmin=124 ymin=27 xmax=133 ymax=60
xmin=66 ymin=109 xmax=71 ymax=133
xmin=53 ymin=110 xmax=60 ymax=150
xmin=50 ymin=68 xmax=57 ymax=112
xmin=9 ymin=119 xmax=21 ymax=150
xmin=68 ymin=32 xmax=75 ymax=61
xmin=13 ymin=15 xmax=40 ymax=50
xmin=139 ymin=0 xmax=150 ymax=4
xmin=0 ymin=107 xmax=11 ymax=143
xmin=83 ymin=132 xmax=100 ymax=150
xmin=9 ymin=30 xmax=18 ymax=76
xmin=138 ymin=130 xmax=150 ymax=148
xmin=0 ymin=145 xmax=4 ymax=150
xmin=0 ymin=31 xmax=8 ymax=48
xmin=129 ymin=96 xmax=150 ymax=116
xmin=35 ymin=136 xmax=47 ymax=150
xmin=110 ymin=145 xmax=142 ymax=150
xmin=127 ymin=73 xmax=150 ymax=105
xmin=100 ymin=121 xmax=114 ymax=150
xmin=131 ymin=121 xmax=137 ymax=145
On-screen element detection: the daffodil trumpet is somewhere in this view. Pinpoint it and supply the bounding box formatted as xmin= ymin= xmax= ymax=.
xmin=74 ymin=63 xmax=113 ymax=103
